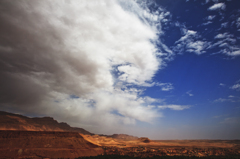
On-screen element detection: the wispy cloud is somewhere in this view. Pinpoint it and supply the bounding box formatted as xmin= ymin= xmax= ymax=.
xmin=214 ymin=33 xmax=233 ymax=39
xmin=205 ymin=0 xmax=210 ymax=4
xmin=214 ymin=98 xmax=231 ymax=103
xmin=219 ymin=83 xmax=225 ymax=86
xmin=208 ymin=3 xmax=226 ymax=11
xmin=158 ymin=105 xmax=191 ymax=111
xmin=173 ymin=29 xmax=209 ymax=55
xmin=236 ymin=17 xmax=240 ymax=28
xmin=211 ymin=31 xmax=240 ymax=56
xmin=230 ymin=84 xmax=240 ymax=91
xmin=176 ymin=30 xmax=197 ymax=43
xmin=186 ymin=90 xmax=194 ymax=96
xmin=213 ymin=114 xmax=228 ymax=119
xmin=220 ymin=117 xmax=240 ymax=124
xmin=214 ymin=95 xmax=240 ymax=103
xmin=156 ymin=83 xmax=174 ymax=91
xmin=229 ymin=80 xmax=240 ymax=91
xmin=143 ymin=96 xmax=165 ymax=105
xmin=202 ymin=15 xmax=216 ymax=26
xmin=186 ymin=41 xmax=208 ymax=55
xmin=202 ymin=21 xmax=212 ymax=26
xmin=220 ymin=22 xmax=228 ymax=29
xmin=231 ymin=50 xmax=240 ymax=56
xmin=207 ymin=15 xmax=216 ymax=20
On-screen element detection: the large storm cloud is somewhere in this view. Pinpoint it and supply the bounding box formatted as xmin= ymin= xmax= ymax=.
xmin=0 ymin=0 xmax=167 ymax=133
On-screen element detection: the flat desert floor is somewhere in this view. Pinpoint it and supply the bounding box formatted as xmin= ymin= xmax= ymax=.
xmin=82 ymin=134 xmax=240 ymax=148
xmin=0 ymin=131 xmax=239 ymax=158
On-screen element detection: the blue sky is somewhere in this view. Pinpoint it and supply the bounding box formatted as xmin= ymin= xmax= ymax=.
xmin=151 ymin=0 xmax=240 ymax=139
xmin=0 ymin=0 xmax=239 ymax=139
xmin=119 ymin=0 xmax=240 ymax=139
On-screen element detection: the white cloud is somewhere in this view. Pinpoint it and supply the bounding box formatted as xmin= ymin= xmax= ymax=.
xmin=207 ymin=15 xmax=216 ymax=20
xmin=211 ymin=32 xmax=240 ymax=56
xmin=214 ymin=95 xmax=240 ymax=103
xmin=202 ymin=16 xmax=215 ymax=25
xmin=230 ymin=84 xmax=240 ymax=91
xmin=236 ymin=17 xmax=240 ymax=28
xmin=218 ymin=43 xmax=228 ymax=48
xmin=0 ymin=0 xmax=173 ymax=133
xmin=219 ymin=83 xmax=225 ymax=86
xmin=174 ymin=30 xmax=209 ymax=55
xmin=158 ymin=105 xmax=191 ymax=111
xmin=224 ymin=46 xmax=240 ymax=57
xmin=143 ymin=96 xmax=164 ymax=104
xmin=213 ymin=114 xmax=229 ymax=119
xmin=208 ymin=3 xmax=226 ymax=11
xmin=221 ymin=117 xmax=240 ymax=124
xmin=156 ymin=83 xmax=174 ymax=91
xmin=231 ymin=50 xmax=240 ymax=56
xmin=215 ymin=45 xmax=240 ymax=56
xmin=176 ymin=30 xmax=197 ymax=43
xmin=214 ymin=33 xmax=233 ymax=39
xmin=221 ymin=22 xmax=228 ymax=28
xmin=186 ymin=90 xmax=194 ymax=96
xmin=214 ymin=98 xmax=230 ymax=102
xmin=202 ymin=21 xmax=212 ymax=26
xmin=186 ymin=41 xmax=208 ymax=55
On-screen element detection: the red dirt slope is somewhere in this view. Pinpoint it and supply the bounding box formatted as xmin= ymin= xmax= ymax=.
xmin=0 ymin=130 xmax=103 ymax=158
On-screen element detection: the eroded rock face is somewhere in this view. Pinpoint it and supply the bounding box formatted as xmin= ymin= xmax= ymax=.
xmin=0 ymin=130 xmax=103 ymax=158
xmin=0 ymin=111 xmax=93 ymax=135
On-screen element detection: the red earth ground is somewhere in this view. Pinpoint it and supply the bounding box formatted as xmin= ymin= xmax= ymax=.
xmin=0 ymin=111 xmax=239 ymax=158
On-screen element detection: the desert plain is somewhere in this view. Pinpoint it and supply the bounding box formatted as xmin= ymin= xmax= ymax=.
xmin=0 ymin=111 xmax=239 ymax=158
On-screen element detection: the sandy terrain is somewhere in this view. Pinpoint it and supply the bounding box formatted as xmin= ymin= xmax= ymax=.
xmin=82 ymin=134 xmax=240 ymax=149
xmin=0 ymin=111 xmax=239 ymax=158
xmin=0 ymin=131 xmax=239 ymax=158
xmin=152 ymin=140 xmax=240 ymax=148
xmin=81 ymin=135 xmax=240 ymax=157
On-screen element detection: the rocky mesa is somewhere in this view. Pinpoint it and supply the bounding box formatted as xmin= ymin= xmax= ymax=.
xmin=0 ymin=111 xmax=93 ymax=135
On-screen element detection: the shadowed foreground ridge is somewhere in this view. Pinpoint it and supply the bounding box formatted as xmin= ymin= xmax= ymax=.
xmin=0 ymin=130 xmax=103 ymax=158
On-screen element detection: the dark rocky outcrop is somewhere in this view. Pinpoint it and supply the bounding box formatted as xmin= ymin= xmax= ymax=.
xmin=138 ymin=137 xmax=151 ymax=143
